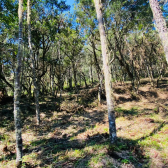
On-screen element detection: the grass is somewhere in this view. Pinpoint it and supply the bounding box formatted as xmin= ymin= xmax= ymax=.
xmin=1 ymin=83 xmax=168 ymax=167
xmin=139 ymin=124 xmax=168 ymax=159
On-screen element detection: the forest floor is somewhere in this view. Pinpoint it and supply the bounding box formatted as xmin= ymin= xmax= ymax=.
xmin=0 ymin=80 xmax=168 ymax=168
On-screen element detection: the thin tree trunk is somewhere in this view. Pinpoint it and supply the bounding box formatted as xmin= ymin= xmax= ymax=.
xmin=58 ymin=41 xmax=62 ymax=110
xmin=69 ymin=68 xmax=72 ymax=90
xmin=0 ymin=63 xmax=14 ymax=90
xmin=89 ymin=66 xmax=93 ymax=85
xmin=149 ymin=0 xmax=168 ymax=63
xmin=51 ymin=64 xmax=54 ymax=96
xmin=91 ymin=40 xmax=102 ymax=81
xmin=91 ymin=40 xmax=103 ymax=104
xmin=27 ymin=0 xmax=40 ymax=125
xmin=81 ymin=72 xmax=88 ymax=88
xmin=14 ymin=0 xmax=23 ymax=166
xmin=0 ymin=73 xmax=14 ymax=90
xmin=90 ymin=55 xmax=93 ymax=84
xmin=72 ymin=62 xmax=78 ymax=93
xmin=147 ymin=65 xmax=154 ymax=86
xmin=94 ymin=0 xmax=117 ymax=144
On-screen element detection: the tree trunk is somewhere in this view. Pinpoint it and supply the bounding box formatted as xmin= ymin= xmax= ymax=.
xmin=0 ymin=64 xmax=14 ymax=90
xmin=51 ymin=65 xmax=55 ymax=96
xmin=72 ymin=63 xmax=78 ymax=93
xmin=91 ymin=39 xmax=103 ymax=104
xmin=91 ymin=40 xmax=102 ymax=82
xmin=68 ymin=68 xmax=72 ymax=90
xmin=89 ymin=56 xmax=94 ymax=84
xmin=149 ymin=0 xmax=168 ymax=63
xmin=27 ymin=0 xmax=40 ymax=125
xmin=14 ymin=0 xmax=23 ymax=166
xmin=81 ymin=72 xmax=88 ymax=88
xmin=94 ymin=0 xmax=117 ymax=144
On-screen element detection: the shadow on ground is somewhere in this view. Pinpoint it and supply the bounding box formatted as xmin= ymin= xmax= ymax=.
xmin=1 ymin=83 xmax=168 ymax=168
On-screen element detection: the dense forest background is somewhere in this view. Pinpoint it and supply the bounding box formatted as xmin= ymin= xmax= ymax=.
xmin=0 ymin=0 xmax=168 ymax=167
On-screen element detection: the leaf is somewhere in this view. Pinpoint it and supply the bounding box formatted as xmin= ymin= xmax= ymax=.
xmin=138 ymin=24 xmax=143 ymax=30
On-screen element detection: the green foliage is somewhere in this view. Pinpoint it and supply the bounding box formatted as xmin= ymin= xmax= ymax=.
xmin=0 ymin=134 xmax=10 ymax=144
xmin=121 ymin=159 xmax=129 ymax=164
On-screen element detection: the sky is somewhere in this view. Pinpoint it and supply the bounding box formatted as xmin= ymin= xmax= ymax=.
xmin=65 ymin=0 xmax=75 ymax=13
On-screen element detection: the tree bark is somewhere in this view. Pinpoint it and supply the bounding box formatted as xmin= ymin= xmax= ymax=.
xmin=89 ymin=58 xmax=93 ymax=84
xmin=81 ymin=72 xmax=88 ymax=88
xmin=0 ymin=74 xmax=14 ymax=90
xmin=90 ymin=40 xmax=103 ymax=104
xmin=0 ymin=62 xmax=14 ymax=90
xmin=149 ymin=0 xmax=168 ymax=63
xmin=14 ymin=0 xmax=23 ymax=166
xmin=68 ymin=68 xmax=72 ymax=90
xmin=51 ymin=64 xmax=55 ymax=96
xmin=72 ymin=62 xmax=78 ymax=93
xmin=94 ymin=0 xmax=117 ymax=144
xmin=27 ymin=0 xmax=40 ymax=125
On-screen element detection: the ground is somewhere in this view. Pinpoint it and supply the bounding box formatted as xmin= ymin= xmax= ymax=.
xmin=0 ymin=80 xmax=168 ymax=168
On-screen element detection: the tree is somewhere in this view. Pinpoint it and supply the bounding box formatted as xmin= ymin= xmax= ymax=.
xmin=94 ymin=0 xmax=117 ymax=144
xmin=60 ymin=23 xmax=85 ymax=93
xmin=149 ymin=0 xmax=168 ymax=63
xmin=0 ymin=0 xmax=18 ymax=92
xmin=27 ymin=0 xmax=40 ymax=125
xmin=75 ymin=0 xmax=104 ymax=103
xmin=14 ymin=0 xmax=23 ymax=166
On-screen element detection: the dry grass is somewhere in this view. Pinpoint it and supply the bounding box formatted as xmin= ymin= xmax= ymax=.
xmin=0 ymin=82 xmax=168 ymax=167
